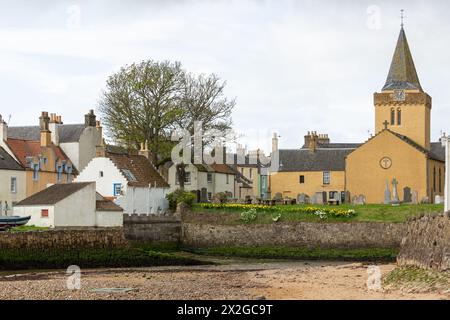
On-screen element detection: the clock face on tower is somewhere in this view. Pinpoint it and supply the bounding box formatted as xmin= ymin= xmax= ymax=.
xmin=393 ymin=89 xmax=406 ymax=102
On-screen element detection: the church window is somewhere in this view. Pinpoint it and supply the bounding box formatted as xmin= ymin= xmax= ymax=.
xmin=390 ymin=108 xmax=395 ymax=125
xmin=433 ymin=167 xmax=436 ymax=192
xmin=439 ymin=168 xmax=442 ymax=193
xmin=397 ymin=108 xmax=402 ymax=125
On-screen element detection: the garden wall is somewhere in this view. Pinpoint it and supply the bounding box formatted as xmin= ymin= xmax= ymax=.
xmin=182 ymin=222 xmax=407 ymax=249
xmin=123 ymin=214 xmax=181 ymax=243
xmin=0 ymin=228 xmax=126 ymax=250
xmin=397 ymin=213 xmax=450 ymax=271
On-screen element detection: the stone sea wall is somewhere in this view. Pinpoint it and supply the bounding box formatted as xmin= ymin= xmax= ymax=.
xmin=0 ymin=228 xmax=126 ymax=250
xmin=123 ymin=214 xmax=181 ymax=243
xmin=182 ymin=222 xmax=407 ymax=249
xmin=397 ymin=213 xmax=450 ymax=271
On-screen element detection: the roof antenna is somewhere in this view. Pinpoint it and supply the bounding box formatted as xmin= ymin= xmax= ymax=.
xmin=400 ymin=9 xmax=405 ymax=29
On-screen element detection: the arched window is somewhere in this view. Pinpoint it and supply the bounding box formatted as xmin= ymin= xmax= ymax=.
xmin=439 ymin=168 xmax=442 ymax=193
xmin=397 ymin=108 xmax=402 ymax=125
xmin=433 ymin=167 xmax=436 ymax=192
xmin=390 ymin=108 xmax=395 ymax=125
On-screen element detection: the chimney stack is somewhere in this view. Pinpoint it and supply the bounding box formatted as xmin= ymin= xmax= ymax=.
xmin=308 ymin=131 xmax=319 ymax=153
xmin=0 ymin=114 xmax=7 ymax=142
xmin=85 ymin=109 xmax=96 ymax=127
xmin=49 ymin=113 xmax=60 ymax=146
xmin=272 ymin=133 xmax=279 ymax=154
xmin=39 ymin=111 xmax=51 ymax=147
xmin=139 ymin=140 xmax=152 ymax=160
xmin=95 ymin=138 xmax=106 ymax=157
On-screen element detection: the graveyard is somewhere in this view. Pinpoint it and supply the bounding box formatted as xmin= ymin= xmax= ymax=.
xmin=190 ymin=203 xmax=444 ymax=224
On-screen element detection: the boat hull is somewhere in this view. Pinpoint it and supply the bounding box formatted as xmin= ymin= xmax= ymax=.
xmin=0 ymin=216 xmax=31 ymax=229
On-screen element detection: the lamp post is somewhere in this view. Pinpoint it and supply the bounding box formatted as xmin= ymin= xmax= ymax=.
xmin=442 ymin=135 xmax=450 ymax=212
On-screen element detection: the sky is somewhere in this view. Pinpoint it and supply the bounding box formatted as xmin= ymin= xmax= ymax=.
xmin=0 ymin=0 xmax=449 ymax=153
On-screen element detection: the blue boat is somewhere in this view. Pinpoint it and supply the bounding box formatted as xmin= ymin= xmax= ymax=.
xmin=0 ymin=216 xmax=31 ymax=229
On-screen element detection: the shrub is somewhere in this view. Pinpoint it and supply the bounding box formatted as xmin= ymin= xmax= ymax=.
xmin=240 ymin=208 xmax=258 ymax=223
xmin=166 ymin=190 xmax=197 ymax=211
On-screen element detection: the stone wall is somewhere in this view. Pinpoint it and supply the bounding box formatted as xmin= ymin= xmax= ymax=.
xmin=397 ymin=213 xmax=450 ymax=271
xmin=123 ymin=214 xmax=181 ymax=243
xmin=0 ymin=228 xmax=126 ymax=250
xmin=182 ymin=222 xmax=407 ymax=249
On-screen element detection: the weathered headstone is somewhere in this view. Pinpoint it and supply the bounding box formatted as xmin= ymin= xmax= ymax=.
xmin=412 ymin=190 xmax=419 ymax=204
xmin=391 ymin=178 xmax=399 ymax=205
xmin=274 ymin=193 xmax=282 ymax=203
xmin=435 ymin=195 xmax=443 ymax=205
xmin=297 ymin=193 xmax=309 ymax=204
xmin=353 ymin=194 xmax=366 ymax=205
xmin=384 ymin=180 xmax=391 ymax=204
xmin=314 ymin=192 xmax=326 ymax=205
xmin=403 ymin=187 xmax=412 ymax=203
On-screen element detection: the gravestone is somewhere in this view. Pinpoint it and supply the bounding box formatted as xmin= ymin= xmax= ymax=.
xmin=412 ymin=190 xmax=419 ymax=204
xmin=403 ymin=187 xmax=412 ymax=203
xmin=297 ymin=193 xmax=309 ymax=204
xmin=420 ymin=197 xmax=430 ymax=204
xmin=390 ymin=178 xmax=399 ymax=205
xmin=273 ymin=193 xmax=282 ymax=203
xmin=384 ymin=180 xmax=391 ymax=204
xmin=353 ymin=194 xmax=366 ymax=206
xmin=435 ymin=195 xmax=443 ymax=205
xmin=314 ymin=192 xmax=326 ymax=205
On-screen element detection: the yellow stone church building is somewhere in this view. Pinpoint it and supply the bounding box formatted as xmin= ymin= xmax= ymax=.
xmin=270 ymin=25 xmax=445 ymax=204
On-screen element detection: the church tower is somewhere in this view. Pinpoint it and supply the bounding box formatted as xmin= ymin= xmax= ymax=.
xmin=374 ymin=25 xmax=431 ymax=150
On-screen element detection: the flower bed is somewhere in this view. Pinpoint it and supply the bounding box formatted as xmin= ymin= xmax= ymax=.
xmin=198 ymin=203 xmax=356 ymax=219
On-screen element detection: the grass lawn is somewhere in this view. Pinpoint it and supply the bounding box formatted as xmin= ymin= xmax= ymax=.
xmin=8 ymin=225 xmax=49 ymax=232
xmin=186 ymin=246 xmax=399 ymax=262
xmin=384 ymin=266 xmax=450 ymax=292
xmin=189 ymin=203 xmax=443 ymax=224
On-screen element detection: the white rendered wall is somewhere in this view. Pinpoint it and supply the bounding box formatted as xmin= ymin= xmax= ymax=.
xmin=14 ymin=205 xmax=56 ymax=228
xmin=59 ymin=142 xmax=80 ymax=171
xmin=115 ymin=186 xmax=169 ymax=215
xmin=75 ymin=157 xmax=128 ymax=197
xmin=96 ymin=210 xmax=123 ymax=227
xmin=77 ymin=126 xmax=102 ymax=172
xmin=53 ymin=183 xmax=96 ymax=227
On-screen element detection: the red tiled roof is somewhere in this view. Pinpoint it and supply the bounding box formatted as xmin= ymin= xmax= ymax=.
xmin=6 ymin=138 xmax=69 ymax=168
xmin=209 ymin=164 xmax=235 ymax=174
xmin=107 ymin=152 xmax=169 ymax=188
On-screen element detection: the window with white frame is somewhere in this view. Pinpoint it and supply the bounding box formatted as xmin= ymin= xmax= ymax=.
xmin=207 ymin=173 xmax=213 ymax=183
xmin=323 ymin=171 xmax=331 ymax=185
xmin=10 ymin=177 xmax=17 ymax=193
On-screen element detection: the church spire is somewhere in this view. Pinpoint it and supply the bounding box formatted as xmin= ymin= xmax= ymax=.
xmin=382 ymin=21 xmax=422 ymax=92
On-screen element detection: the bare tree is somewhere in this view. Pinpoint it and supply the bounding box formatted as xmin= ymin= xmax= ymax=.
xmin=99 ymin=60 xmax=185 ymax=163
xmin=174 ymin=73 xmax=236 ymax=190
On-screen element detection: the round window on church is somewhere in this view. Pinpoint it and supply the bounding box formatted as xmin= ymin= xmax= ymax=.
xmin=380 ymin=157 xmax=392 ymax=170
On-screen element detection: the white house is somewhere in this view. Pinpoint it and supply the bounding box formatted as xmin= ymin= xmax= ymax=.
xmin=76 ymin=146 xmax=170 ymax=215
xmin=8 ymin=110 xmax=102 ymax=172
xmin=13 ymin=182 xmax=123 ymax=228
xmin=0 ymin=146 xmax=26 ymax=215
xmin=168 ymin=163 xmax=235 ymax=202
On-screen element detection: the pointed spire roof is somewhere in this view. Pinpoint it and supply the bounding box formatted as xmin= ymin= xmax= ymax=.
xmin=382 ymin=27 xmax=422 ymax=91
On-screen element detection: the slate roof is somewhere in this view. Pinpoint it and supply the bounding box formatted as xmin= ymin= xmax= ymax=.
xmin=431 ymin=142 xmax=445 ymax=162
xmin=96 ymin=199 xmax=123 ymax=212
xmin=6 ymin=138 xmax=70 ymax=168
xmin=387 ymin=130 xmax=444 ymax=162
xmin=15 ymin=182 xmax=93 ymax=206
xmin=107 ymin=151 xmax=169 ymax=188
xmin=382 ymin=27 xmax=422 ymax=91
xmin=278 ymin=148 xmax=354 ymax=172
xmin=8 ymin=124 xmax=86 ymax=143
xmin=0 ymin=147 xmax=23 ymax=171
xmin=302 ymin=143 xmax=362 ymax=149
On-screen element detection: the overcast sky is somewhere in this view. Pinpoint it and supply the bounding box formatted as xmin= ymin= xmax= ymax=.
xmin=0 ymin=0 xmax=449 ymax=152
